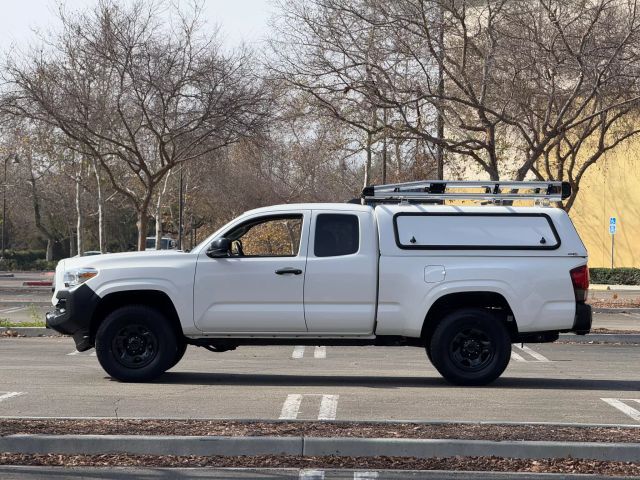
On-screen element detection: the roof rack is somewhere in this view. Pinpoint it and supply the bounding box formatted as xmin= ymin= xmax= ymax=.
xmin=361 ymin=180 xmax=571 ymax=204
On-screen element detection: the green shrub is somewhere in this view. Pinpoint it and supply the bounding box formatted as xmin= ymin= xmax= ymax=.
xmin=0 ymin=250 xmax=56 ymax=271
xmin=590 ymin=268 xmax=640 ymax=285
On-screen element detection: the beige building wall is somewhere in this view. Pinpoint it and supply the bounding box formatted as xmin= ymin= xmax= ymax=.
xmin=569 ymin=142 xmax=640 ymax=268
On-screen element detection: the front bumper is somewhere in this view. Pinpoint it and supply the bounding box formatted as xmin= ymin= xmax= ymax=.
xmin=46 ymin=284 xmax=100 ymax=351
xmin=571 ymin=302 xmax=592 ymax=335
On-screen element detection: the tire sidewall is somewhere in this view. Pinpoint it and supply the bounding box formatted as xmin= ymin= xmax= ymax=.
xmin=430 ymin=308 xmax=511 ymax=386
xmin=95 ymin=305 xmax=177 ymax=382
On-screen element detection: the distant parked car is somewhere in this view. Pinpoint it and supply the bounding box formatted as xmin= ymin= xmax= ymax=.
xmin=82 ymin=251 xmax=103 ymax=256
xmin=145 ymin=236 xmax=176 ymax=250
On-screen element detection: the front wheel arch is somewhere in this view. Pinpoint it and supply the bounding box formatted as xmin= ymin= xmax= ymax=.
xmin=90 ymin=290 xmax=184 ymax=345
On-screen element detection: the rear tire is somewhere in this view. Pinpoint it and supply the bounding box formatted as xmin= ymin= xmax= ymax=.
xmin=429 ymin=308 xmax=511 ymax=386
xmin=95 ymin=305 xmax=177 ymax=382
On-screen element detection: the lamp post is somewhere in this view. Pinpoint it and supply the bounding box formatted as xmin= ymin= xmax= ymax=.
xmin=1 ymin=154 xmax=19 ymax=260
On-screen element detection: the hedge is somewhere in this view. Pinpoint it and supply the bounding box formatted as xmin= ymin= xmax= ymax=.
xmin=0 ymin=250 xmax=57 ymax=271
xmin=589 ymin=268 xmax=640 ymax=285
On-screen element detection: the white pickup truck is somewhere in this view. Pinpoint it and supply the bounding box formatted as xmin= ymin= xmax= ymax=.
xmin=47 ymin=180 xmax=591 ymax=385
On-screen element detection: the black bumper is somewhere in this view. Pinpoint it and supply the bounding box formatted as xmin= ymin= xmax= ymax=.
xmin=571 ymin=302 xmax=592 ymax=335
xmin=46 ymin=284 xmax=100 ymax=351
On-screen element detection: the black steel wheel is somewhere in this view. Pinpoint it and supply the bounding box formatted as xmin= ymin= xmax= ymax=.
xmin=428 ymin=308 xmax=511 ymax=386
xmin=95 ymin=305 xmax=177 ymax=382
xmin=168 ymin=339 xmax=188 ymax=370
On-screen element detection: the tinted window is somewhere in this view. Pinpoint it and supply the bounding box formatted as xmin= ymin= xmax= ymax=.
xmin=314 ymin=214 xmax=359 ymax=257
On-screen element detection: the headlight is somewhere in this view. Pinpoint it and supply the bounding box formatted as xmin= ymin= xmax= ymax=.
xmin=63 ymin=267 xmax=99 ymax=287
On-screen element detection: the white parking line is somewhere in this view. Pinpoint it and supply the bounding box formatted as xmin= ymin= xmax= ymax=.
xmin=318 ymin=394 xmax=339 ymax=420
xmin=279 ymin=394 xmax=303 ymax=420
xmin=0 ymin=392 xmax=25 ymax=403
xmin=518 ymin=344 xmax=550 ymax=362
xmin=299 ymin=471 xmax=376 ymax=479
xmin=292 ymin=346 xmax=327 ymax=359
xmin=601 ymin=398 xmax=640 ymax=422
xmin=67 ymin=349 xmax=96 ymax=357
xmin=0 ymin=306 xmax=26 ymax=314
xmin=299 ymin=470 xmax=325 ymax=479
xmin=280 ymin=394 xmax=339 ymax=420
xmin=511 ymin=351 xmax=526 ymax=362
xmin=512 ymin=345 xmax=551 ymax=362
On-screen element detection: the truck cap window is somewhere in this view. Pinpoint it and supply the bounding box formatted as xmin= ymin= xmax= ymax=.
xmin=394 ymin=212 xmax=560 ymax=250
xmin=314 ymin=213 xmax=359 ymax=257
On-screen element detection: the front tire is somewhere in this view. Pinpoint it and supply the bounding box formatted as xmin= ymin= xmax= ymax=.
xmin=429 ymin=308 xmax=511 ymax=386
xmin=95 ymin=305 xmax=177 ymax=382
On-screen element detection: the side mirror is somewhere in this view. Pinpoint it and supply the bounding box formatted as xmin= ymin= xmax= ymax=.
xmin=206 ymin=237 xmax=231 ymax=258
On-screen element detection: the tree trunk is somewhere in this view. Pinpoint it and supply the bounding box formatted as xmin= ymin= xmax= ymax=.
xmin=395 ymin=140 xmax=402 ymax=178
xmin=69 ymin=227 xmax=76 ymax=257
xmin=382 ymin=109 xmax=388 ymax=184
xmin=136 ymin=193 xmax=153 ymax=251
xmin=91 ymin=160 xmax=105 ymax=253
xmin=363 ymin=131 xmax=372 ymax=189
xmin=75 ymin=163 xmax=83 ymax=256
xmin=154 ymin=169 xmax=172 ymax=250
xmin=29 ymin=163 xmax=56 ymax=262
xmin=46 ymin=238 xmax=53 ymax=262
xmin=137 ymin=209 xmax=150 ymax=251
xmin=435 ymin=2 xmax=445 ymax=180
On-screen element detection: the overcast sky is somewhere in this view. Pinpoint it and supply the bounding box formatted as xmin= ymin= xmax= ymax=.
xmin=0 ymin=0 xmax=274 ymax=53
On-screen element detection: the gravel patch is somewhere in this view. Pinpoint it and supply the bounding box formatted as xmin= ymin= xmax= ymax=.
xmin=0 ymin=453 xmax=639 ymax=476
xmin=1 ymin=420 xmax=639 ymax=443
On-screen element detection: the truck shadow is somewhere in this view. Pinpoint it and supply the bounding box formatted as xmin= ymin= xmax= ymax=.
xmin=156 ymin=372 xmax=640 ymax=391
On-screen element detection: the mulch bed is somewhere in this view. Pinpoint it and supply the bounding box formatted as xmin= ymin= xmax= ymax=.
xmin=2 ymin=419 xmax=639 ymax=443
xmin=0 ymin=453 xmax=639 ymax=476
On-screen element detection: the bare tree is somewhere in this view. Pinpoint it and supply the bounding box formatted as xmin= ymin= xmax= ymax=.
xmin=4 ymin=0 xmax=269 ymax=248
xmin=273 ymin=0 xmax=640 ymax=208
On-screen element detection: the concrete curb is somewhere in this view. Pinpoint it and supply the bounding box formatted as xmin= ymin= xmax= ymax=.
xmin=593 ymin=307 xmax=640 ymax=313
xmin=304 ymin=437 xmax=640 ymax=462
xmin=0 ymin=435 xmax=301 ymax=457
xmin=1 ymin=434 xmax=639 ymax=462
xmin=558 ymin=333 xmax=640 ymax=343
xmin=0 ymin=327 xmax=59 ymax=337
xmin=591 ymin=284 xmax=640 ymax=291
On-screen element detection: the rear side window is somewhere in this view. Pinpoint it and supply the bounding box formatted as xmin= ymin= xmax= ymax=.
xmin=394 ymin=213 xmax=560 ymax=250
xmin=314 ymin=214 xmax=359 ymax=257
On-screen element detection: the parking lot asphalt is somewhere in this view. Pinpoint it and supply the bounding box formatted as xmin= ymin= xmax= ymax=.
xmin=0 ymin=337 xmax=639 ymax=425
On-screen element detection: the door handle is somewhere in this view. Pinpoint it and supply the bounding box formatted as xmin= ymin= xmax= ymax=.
xmin=275 ymin=268 xmax=303 ymax=275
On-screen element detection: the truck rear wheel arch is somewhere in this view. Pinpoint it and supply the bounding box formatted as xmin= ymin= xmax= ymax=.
xmin=421 ymin=291 xmax=517 ymax=344
xmin=90 ymin=290 xmax=184 ymax=343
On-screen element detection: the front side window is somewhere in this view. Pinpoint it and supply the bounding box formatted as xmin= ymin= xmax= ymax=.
xmin=227 ymin=215 xmax=303 ymax=257
xmin=314 ymin=214 xmax=359 ymax=257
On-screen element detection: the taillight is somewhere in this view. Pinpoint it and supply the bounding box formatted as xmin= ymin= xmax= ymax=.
xmin=570 ymin=265 xmax=589 ymax=302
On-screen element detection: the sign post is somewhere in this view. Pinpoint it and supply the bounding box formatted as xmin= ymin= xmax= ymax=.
xmin=609 ymin=217 xmax=617 ymax=269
